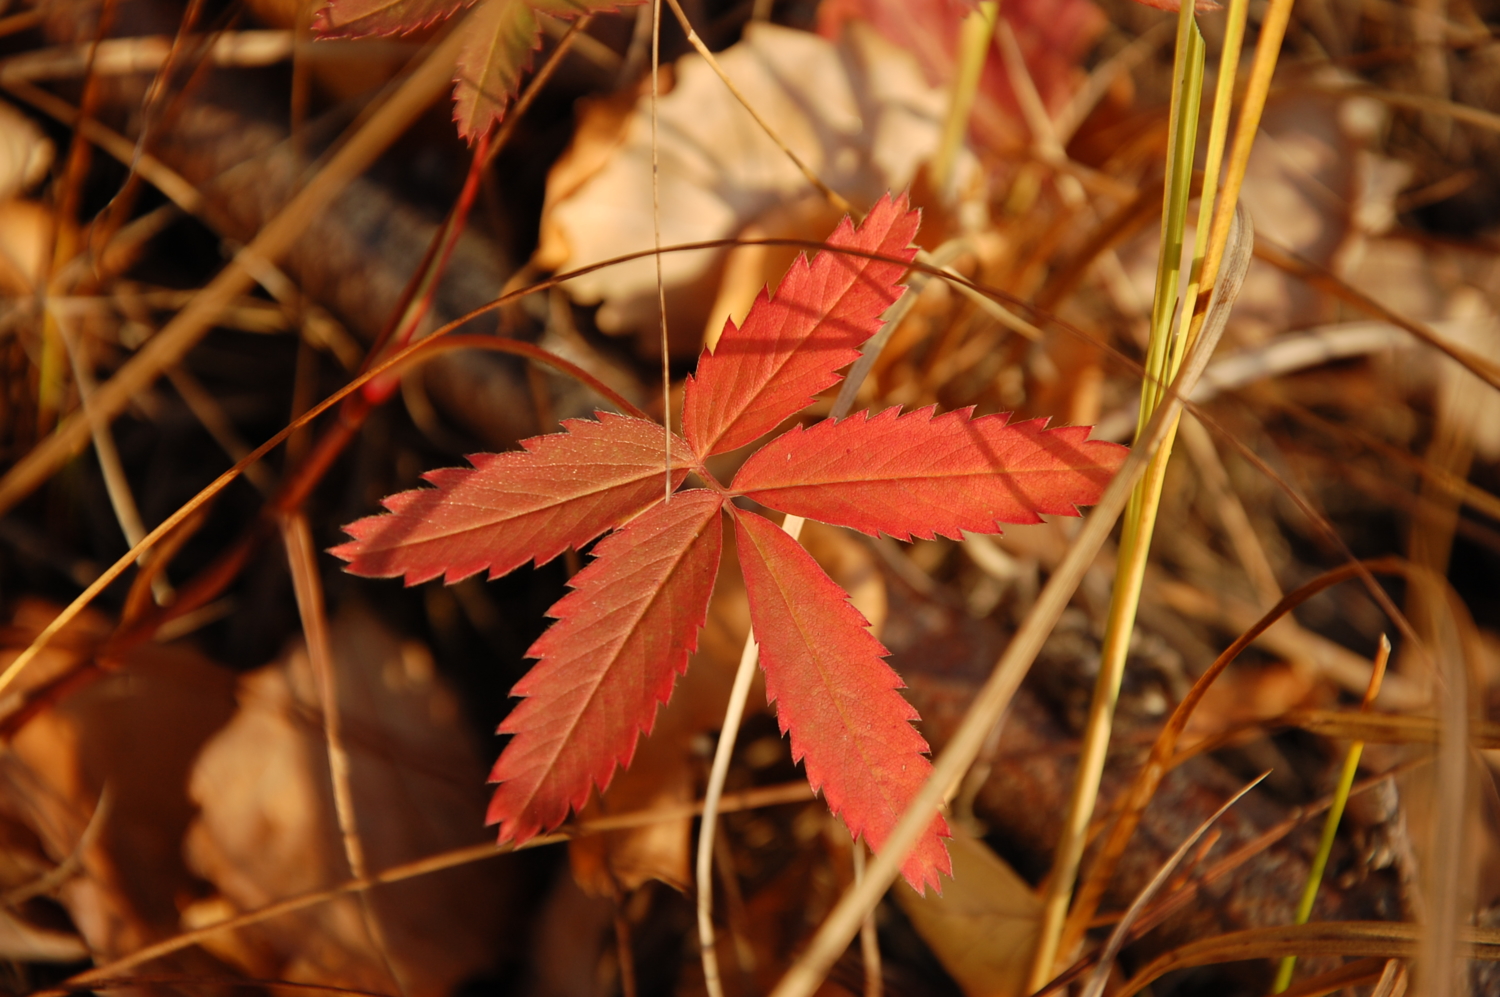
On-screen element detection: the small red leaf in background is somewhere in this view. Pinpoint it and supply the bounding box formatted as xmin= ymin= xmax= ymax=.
xmin=488 ymin=490 xmax=724 ymax=844
xmin=314 ymin=0 xmax=645 ymax=142
xmin=733 ymin=510 xmax=951 ymax=892
xmin=452 ymin=0 xmax=643 ymax=141
xmin=311 ymin=0 xmax=467 ymax=39
xmin=331 ymin=413 xmax=687 ymax=585
xmin=681 ymin=192 xmax=920 ymax=458
xmin=816 ymin=0 xmax=1106 ymax=155
xmin=732 ymin=406 xmax=1127 ymax=540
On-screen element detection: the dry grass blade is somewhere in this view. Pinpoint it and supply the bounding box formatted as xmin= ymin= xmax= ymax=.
xmin=4 ymin=78 xmax=206 ymax=213
xmin=1285 ymin=709 xmax=1500 ymax=748
xmin=1115 ymin=923 xmax=1500 ymax=997
xmin=852 ymin=844 xmax=882 ymax=997
xmin=1079 ymin=773 xmax=1269 ymax=997
xmin=1369 ymin=959 xmax=1409 ymax=997
xmin=766 ymin=203 xmax=1255 ymax=997
xmin=0 ymin=18 xmax=468 ymax=520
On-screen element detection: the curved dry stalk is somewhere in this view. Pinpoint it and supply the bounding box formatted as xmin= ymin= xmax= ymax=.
xmin=695 ymin=566 xmax=780 ymax=997
xmin=1079 ymin=772 xmax=1269 ymax=997
xmin=765 ymin=203 xmax=1255 ymax=997
xmin=1 ymin=787 xmax=110 ymax=908
xmin=0 ymin=18 xmax=469 ymax=519
xmin=45 ymin=781 xmax=813 ymax=995
xmin=54 ymin=311 xmax=165 ymax=603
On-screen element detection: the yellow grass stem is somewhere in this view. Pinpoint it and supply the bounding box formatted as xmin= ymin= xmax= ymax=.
xmin=1027 ymin=5 xmax=1207 ymax=989
xmin=932 ymin=1 xmax=998 ymax=197
xmin=1272 ymin=639 xmax=1390 ymax=992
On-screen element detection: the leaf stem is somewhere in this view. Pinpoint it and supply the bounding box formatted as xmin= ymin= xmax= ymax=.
xmin=695 ymin=277 xmax=910 ymax=995
xmin=694 ymin=518 xmax=797 ymax=997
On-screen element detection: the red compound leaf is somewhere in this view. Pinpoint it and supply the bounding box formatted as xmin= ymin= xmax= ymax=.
xmin=681 ymin=192 xmax=919 ymax=458
xmin=487 ymin=490 xmax=723 ymax=843
xmin=338 ymin=191 xmax=1132 ymax=883
xmin=734 ymin=509 xmax=951 ymax=893
xmin=732 ymin=406 xmax=1127 ymax=540
xmin=331 ymin=413 xmax=689 ymax=585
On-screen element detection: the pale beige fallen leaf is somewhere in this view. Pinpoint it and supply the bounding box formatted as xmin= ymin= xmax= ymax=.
xmin=0 ymin=199 xmax=52 ymax=294
xmin=0 ymin=100 xmax=52 ymax=202
xmin=895 ymin=824 xmax=1041 ymax=997
xmin=0 ymin=601 xmax=240 ymax=974
xmin=535 ymin=22 xmax=973 ymax=347
xmin=185 ymin=601 xmax=513 ymax=997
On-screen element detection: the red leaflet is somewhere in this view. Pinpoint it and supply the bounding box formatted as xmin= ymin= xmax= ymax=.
xmin=314 ymin=0 xmax=645 ymax=142
xmin=681 ymin=193 xmax=920 ymax=458
xmin=732 ymin=406 xmax=1127 ymax=540
xmin=733 ymin=510 xmax=951 ymax=892
xmin=330 ymin=413 xmax=687 ymax=584
xmin=487 ymin=491 xmax=723 ymax=843
xmin=338 ymin=191 xmax=1129 ymax=881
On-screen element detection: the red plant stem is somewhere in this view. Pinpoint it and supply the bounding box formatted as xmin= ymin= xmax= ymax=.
xmin=362 ymin=126 xmax=492 ymax=403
